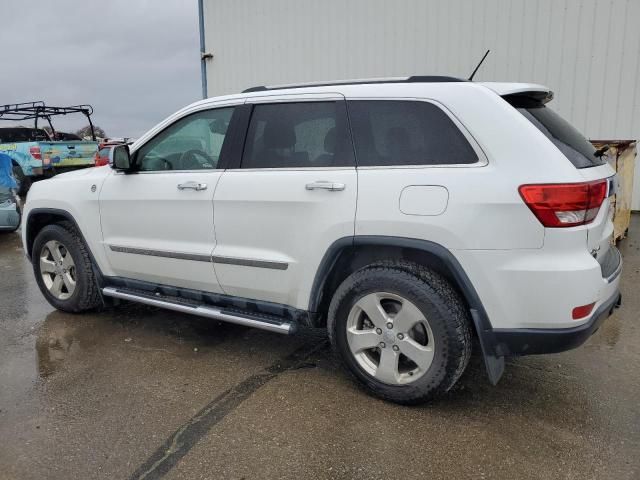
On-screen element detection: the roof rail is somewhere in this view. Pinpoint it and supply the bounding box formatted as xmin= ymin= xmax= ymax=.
xmin=242 ymin=76 xmax=466 ymax=93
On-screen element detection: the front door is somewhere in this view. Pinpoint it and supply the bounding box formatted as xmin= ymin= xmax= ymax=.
xmin=99 ymin=104 xmax=237 ymax=293
xmin=212 ymin=95 xmax=358 ymax=309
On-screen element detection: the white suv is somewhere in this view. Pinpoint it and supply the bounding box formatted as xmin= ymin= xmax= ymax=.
xmin=22 ymin=77 xmax=622 ymax=404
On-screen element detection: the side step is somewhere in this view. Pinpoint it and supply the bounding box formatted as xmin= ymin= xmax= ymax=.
xmin=102 ymin=287 xmax=294 ymax=335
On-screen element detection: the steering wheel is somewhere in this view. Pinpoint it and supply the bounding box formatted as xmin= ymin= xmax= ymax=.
xmin=139 ymin=155 xmax=173 ymax=171
xmin=179 ymin=149 xmax=215 ymax=169
xmin=159 ymin=158 xmax=173 ymax=170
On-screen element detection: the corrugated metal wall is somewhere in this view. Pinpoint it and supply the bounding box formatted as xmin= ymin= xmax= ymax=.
xmin=203 ymin=0 xmax=640 ymax=206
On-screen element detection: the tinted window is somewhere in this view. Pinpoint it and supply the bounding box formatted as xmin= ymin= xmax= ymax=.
xmin=0 ymin=128 xmax=49 ymax=143
xmin=516 ymin=106 xmax=606 ymax=169
xmin=53 ymin=132 xmax=82 ymax=141
xmin=242 ymin=102 xmax=354 ymax=168
xmin=348 ymin=100 xmax=478 ymax=166
xmin=136 ymin=107 xmax=234 ymax=171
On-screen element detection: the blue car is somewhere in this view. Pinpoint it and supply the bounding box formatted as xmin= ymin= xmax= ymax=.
xmin=0 ymin=152 xmax=21 ymax=232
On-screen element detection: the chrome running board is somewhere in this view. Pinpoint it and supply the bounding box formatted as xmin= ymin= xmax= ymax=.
xmin=102 ymin=286 xmax=294 ymax=335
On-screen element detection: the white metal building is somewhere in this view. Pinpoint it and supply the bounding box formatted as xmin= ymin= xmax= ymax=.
xmin=200 ymin=0 xmax=640 ymax=207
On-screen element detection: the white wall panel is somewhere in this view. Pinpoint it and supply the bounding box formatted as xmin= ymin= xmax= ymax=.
xmin=204 ymin=0 xmax=640 ymax=206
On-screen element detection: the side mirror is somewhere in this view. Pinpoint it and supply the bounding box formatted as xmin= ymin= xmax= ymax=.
xmin=109 ymin=144 xmax=132 ymax=171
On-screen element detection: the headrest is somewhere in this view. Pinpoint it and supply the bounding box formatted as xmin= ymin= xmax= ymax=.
xmin=263 ymin=121 xmax=296 ymax=149
xmin=324 ymin=127 xmax=337 ymax=154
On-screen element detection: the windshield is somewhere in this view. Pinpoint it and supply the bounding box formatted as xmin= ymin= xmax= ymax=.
xmin=515 ymin=105 xmax=606 ymax=169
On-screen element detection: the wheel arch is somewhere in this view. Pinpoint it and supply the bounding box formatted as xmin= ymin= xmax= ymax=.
xmin=26 ymin=208 xmax=86 ymax=260
xmin=309 ymin=236 xmax=505 ymax=384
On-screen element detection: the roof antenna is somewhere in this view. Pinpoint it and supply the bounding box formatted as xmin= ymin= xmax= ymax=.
xmin=468 ymin=49 xmax=490 ymax=81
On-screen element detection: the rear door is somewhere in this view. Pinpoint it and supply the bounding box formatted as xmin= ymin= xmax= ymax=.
xmin=212 ymin=94 xmax=357 ymax=308
xmin=40 ymin=141 xmax=99 ymax=169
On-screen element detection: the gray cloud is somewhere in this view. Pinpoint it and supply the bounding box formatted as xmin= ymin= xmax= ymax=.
xmin=0 ymin=0 xmax=201 ymax=138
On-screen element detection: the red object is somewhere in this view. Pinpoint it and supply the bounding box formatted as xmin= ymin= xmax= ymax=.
xmin=29 ymin=146 xmax=42 ymax=160
xmin=94 ymin=150 xmax=109 ymax=167
xmin=572 ymin=302 xmax=596 ymax=320
xmin=94 ymin=142 xmax=120 ymax=166
xmin=519 ymin=180 xmax=607 ymax=227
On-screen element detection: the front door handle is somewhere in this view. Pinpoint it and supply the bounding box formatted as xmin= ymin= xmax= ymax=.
xmin=177 ymin=181 xmax=208 ymax=191
xmin=305 ymin=181 xmax=346 ymax=191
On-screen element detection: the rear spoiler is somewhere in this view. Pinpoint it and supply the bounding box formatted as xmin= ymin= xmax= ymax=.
xmin=478 ymin=82 xmax=554 ymax=106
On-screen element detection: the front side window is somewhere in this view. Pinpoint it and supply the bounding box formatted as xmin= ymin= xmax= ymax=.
xmin=136 ymin=107 xmax=234 ymax=171
xmin=241 ymin=102 xmax=354 ymax=168
xmin=348 ymin=100 xmax=478 ymax=166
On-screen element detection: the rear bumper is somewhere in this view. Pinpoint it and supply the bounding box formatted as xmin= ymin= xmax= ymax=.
xmin=492 ymin=289 xmax=621 ymax=356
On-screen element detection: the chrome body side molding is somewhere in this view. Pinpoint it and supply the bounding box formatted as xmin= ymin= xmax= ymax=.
xmin=108 ymin=245 xmax=289 ymax=270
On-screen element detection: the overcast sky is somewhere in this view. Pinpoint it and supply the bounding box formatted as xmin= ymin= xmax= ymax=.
xmin=0 ymin=0 xmax=201 ymax=138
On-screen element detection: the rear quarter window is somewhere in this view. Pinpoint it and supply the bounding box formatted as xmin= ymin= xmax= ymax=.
xmin=0 ymin=128 xmax=48 ymax=143
xmin=347 ymin=100 xmax=478 ymax=167
xmin=504 ymin=95 xmax=606 ymax=169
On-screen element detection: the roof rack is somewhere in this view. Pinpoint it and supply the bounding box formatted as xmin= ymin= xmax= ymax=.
xmin=0 ymin=101 xmax=96 ymax=140
xmin=242 ymin=75 xmax=466 ymax=93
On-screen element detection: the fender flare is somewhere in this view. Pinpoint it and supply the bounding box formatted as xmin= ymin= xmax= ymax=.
xmin=25 ymin=208 xmax=80 ymax=258
xmin=309 ymin=235 xmax=505 ymax=384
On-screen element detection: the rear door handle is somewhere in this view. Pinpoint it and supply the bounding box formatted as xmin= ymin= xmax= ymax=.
xmin=177 ymin=181 xmax=208 ymax=191
xmin=305 ymin=181 xmax=346 ymax=191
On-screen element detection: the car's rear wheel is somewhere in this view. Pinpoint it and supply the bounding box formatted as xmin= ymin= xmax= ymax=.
xmin=32 ymin=223 xmax=101 ymax=312
xmin=328 ymin=263 xmax=472 ymax=404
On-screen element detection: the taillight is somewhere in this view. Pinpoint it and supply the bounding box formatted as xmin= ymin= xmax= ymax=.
xmin=29 ymin=146 xmax=42 ymax=160
xmin=518 ymin=180 xmax=607 ymax=227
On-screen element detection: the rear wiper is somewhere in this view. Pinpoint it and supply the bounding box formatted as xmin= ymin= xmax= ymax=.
xmin=594 ymin=144 xmax=609 ymax=157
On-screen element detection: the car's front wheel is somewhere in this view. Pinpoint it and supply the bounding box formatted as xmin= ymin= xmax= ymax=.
xmin=32 ymin=223 xmax=101 ymax=312
xmin=328 ymin=263 xmax=472 ymax=404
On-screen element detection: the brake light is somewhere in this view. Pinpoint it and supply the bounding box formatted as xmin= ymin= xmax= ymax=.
xmin=29 ymin=146 xmax=42 ymax=160
xmin=518 ymin=180 xmax=607 ymax=227
xmin=572 ymin=302 xmax=595 ymax=320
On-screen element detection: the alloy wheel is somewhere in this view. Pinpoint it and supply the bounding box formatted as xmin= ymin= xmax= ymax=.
xmin=39 ymin=240 xmax=76 ymax=300
xmin=346 ymin=292 xmax=435 ymax=385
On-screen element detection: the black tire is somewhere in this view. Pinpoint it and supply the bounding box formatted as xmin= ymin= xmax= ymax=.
xmin=12 ymin=164 xmax=31 ymax=197
xmin=328 ymin=262 xmax=472 ymax=404
xmin=32 ymin=222 xmax=101 ymax=312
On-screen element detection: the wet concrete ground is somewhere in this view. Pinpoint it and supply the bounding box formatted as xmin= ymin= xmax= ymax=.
xmin=1 ymin=220 xmax=639 ymax=480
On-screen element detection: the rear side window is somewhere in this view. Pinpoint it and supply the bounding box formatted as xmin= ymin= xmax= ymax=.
xmin=347 ymin=100 xmax=478 ymax=166
xmin=515 ymin=105 xmax=606 ymax=169
xmin=0 ymin=128 xmax=49 ymax=142
xmin=242 ymin=102 xmax=354 ymax=169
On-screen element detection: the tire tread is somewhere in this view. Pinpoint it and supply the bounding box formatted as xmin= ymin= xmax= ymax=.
xmin=32 ymin=221 xmax=101 ymax=312
xmin=327 ymin=261 xmax=472 ymax=404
